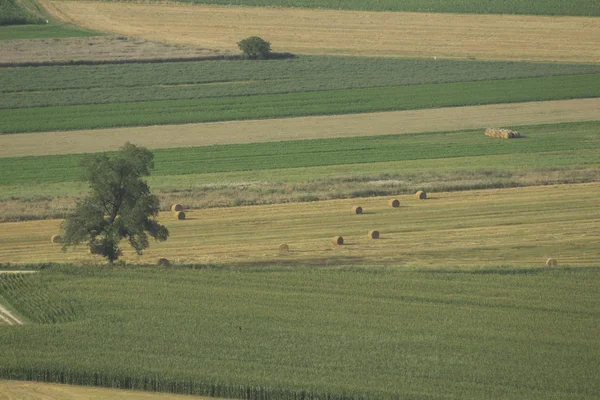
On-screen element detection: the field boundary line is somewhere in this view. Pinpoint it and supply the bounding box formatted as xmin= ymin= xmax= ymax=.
xmin=1 ymin=98 xmax=599 ymax=158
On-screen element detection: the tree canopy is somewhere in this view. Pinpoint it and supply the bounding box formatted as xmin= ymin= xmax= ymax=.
xmin=237 ymin=36 xmax=271 ymax=59
xmin=62 ymin=142 xmax=169 ymax=263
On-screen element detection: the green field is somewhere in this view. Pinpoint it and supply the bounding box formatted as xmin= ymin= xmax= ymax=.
xmin=91 ymin=0 xmax=600 ymax=16
xmin=1 ymin=121 xmax=598 ymax=187
xmin=2 ymin=56 xmax=599 ymax=132
xmin=1 ymin=266 xmax=599 ymax=399
xmin=1 ymin=61 xmax=599 ymax=133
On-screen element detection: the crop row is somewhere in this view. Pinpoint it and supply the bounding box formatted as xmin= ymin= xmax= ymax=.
xmin=90 ymin=0 xmax=600 ymax=16
xmin=1 ymin=74 xmax=598 ymax=134
xmin=0 ymin=266 xmax=598 ymax=398
xmin=0 ymin=273 xmax=79 ymax=323
xmin=1 ymin=121 xmax=598 ymax=186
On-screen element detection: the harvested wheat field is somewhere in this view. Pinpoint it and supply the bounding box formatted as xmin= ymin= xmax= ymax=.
xmin=2 ymin=98 xmax=599 ymax=158
xmin=41 ymin=0 xmax=600 ymax=62
xmin=0 ymin=183 xmax=598 ymax=268
xmin=0 ymin=35 xmax=234 ymax=66
xmin=0 ymin=380 xmax=215 ymax=400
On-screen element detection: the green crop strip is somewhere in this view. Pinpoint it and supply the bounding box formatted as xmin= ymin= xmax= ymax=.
xmin=83 ymin=0 xmax=600 ymax=16
xmin=0 ymin=121 xmax=598 ymax=186
xmin=1 ymin=74 xmax=598 ymax=133
xmin=0 ymin=266 xmax=598 ymax=398
xmin=0 ymin=24 xmax=103 ymax=40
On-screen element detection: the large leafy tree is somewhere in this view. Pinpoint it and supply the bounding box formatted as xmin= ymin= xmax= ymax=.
xmin=62 ymin=143 xmax=169 ymax=263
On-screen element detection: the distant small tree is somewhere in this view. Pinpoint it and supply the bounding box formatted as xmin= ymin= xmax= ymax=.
xmin=237 ymin=36 xmax=271 ymax=59
xmin=62 ymin=142 xmax=169 ymax=264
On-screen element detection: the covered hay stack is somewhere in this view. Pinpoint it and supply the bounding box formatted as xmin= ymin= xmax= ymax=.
xmin=388 ymin=199 xmax=400 ymax=208
xmin=332 ymin=236 xmax=344 ymax=246
xmin=416 ymin=190 xmax=427 ymax=200
xmin=546 ymin=258 xmax=558 ymax=267
xmin=175 ymin=211 xmax=186 ymax=220
xmin=157 ymin=258 xmax=170 ymax=267
xmin=352 ymin=206 xmax=363 ymax=214
xmin=50 ymin=235 xmax=62 ymax=244
xmin=368 ymin=230 xmax=380 ymax=239
xmin=171 ymin=204 xmax=183 ymax=212
xmin=485 ymin=128 xmax=521 ymax=139
xmin=279 ymin=243 xmax=289 ymax=252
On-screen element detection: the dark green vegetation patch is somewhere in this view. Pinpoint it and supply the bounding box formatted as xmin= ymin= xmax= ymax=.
xmin=0 ymin=0 xmax=46 ymax=26
xmin=1 ymin=56 xmax=599 ymax=133
xmin=1 ymin=266 xmax=599 ymax=399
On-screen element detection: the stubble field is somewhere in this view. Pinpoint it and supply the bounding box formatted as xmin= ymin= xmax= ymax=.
xmin=1 ymin=183 xmax=598 ymax=267
xmin=41 ymin=0 xmax=600 ymax=62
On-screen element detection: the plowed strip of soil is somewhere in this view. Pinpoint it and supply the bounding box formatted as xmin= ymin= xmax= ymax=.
xmin=1 ymin=98 xmax=599 ymax=158
xmin=41 ymin=0 xmax=600 ymax=62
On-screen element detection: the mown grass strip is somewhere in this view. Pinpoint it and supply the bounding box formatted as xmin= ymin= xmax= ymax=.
xmin=105 ymin=0 xmax=600 ymax=16
xmin=0 ymin=24 xmax=102 ymax=40
xmin=0 ymin=121 xmax=598 ymax=186
xmin=1 ymin=74 xmax=598 ymax=134
xmin=0 ymin=266 xmax=598 ymax=398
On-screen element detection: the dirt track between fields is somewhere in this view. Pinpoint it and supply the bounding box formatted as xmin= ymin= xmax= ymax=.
xmin=1 ymin=98 xmax=599 ymax=158
xmin=41 ymin=0 xmax=600 ymax=62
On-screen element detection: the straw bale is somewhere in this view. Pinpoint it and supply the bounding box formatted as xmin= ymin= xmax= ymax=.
xmin=171 ymin=204 xmax=183 ymax=212
xmin=175 ymin=211 xmax=186 ymax=220
xmin=279 ymin=243 xmax=289 ymax=252
xmin=485 ymin=128 xmax=521 ymax=139
xmin=51 ymin=235 xmax=62 ymax=244
xmin=368 ymin=230 xmax=380 ymax=239
xmin=416 ymin=190 xmax=427 ymax=199
xmin=352 ymin=206 xmax=363 ymax=214
xmin=158 ymin=258 xmax=170 ymax=267
xmin=546 ymin=258 xmax=558 ymax=267
xmin=332 ymin=236 xmax=344 ymax=245
xmin=388 ymin=199 xmax=400 ymax=208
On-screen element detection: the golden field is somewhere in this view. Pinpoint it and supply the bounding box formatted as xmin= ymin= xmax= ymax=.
xmin=41 ymin=0 xmax=600 ymax=62
xmin=1 ymin=183 xmax=598 ymax=268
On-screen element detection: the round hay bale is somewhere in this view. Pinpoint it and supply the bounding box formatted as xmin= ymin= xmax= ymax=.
xmin=368 ymin=230 xmax=380 ymax=239
xmin=175 ymin=211 xmax=186 ymax=220
xmin=279 ymin=243 xmax=289 ymax=252
xmin=416 ymin=190 xmax=427 ymax=200
xmin=171 ymin=204 xmax=183 ymax=212
xmin=332 ymin=236 xmax=344 ymax=246
xmin=157 ymin=258 xmax=170 ymax=267
xmin=388 ymin=199 xmax=400 ymax=208
xmin=50 ymin=235 xmax=62 ymax=244
xmin=352 ymin=206 xmax=363 ymax=214
xmin=546 ymin=258 xmax=558 ymax=267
